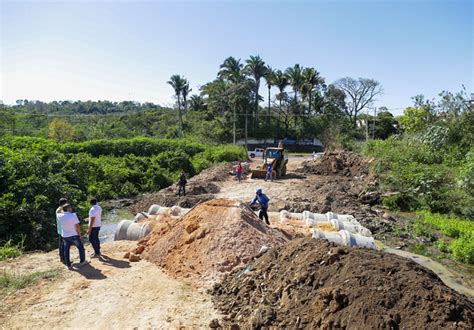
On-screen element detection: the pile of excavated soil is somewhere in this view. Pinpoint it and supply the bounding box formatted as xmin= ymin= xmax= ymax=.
xmin=299 ymin=151 xmax=372 ymax=177
xmin=129 ymin=163 xmax=234 ymax=213
xmin=212 ymin=238 xmax=474 ymax=329
xmin=134 ymin=199 xmax=288 ymax=284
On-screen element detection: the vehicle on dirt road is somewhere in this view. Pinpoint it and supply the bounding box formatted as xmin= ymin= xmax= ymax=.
xmin=248 ymin=148 xmax=265 ymax=159
xmin=251 ymin=147 xmax=288 ymax=179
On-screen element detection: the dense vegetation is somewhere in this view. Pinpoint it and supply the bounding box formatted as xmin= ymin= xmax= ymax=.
xmin=1 ymin=55 xmax=390 ymax=146
xmin=0 ymin=137 xmax=246 ymax=250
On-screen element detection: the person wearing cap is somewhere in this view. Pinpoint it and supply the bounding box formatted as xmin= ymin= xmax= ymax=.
xmin=87 ymin=198 xmax=102 ymax=258
xmin=55 ymin=198 xmax=68 ymax=264
xmin=57 ymin=203 xmax=87 ymax=269
xmin=249 ymin=188 xmax=270 ymax=225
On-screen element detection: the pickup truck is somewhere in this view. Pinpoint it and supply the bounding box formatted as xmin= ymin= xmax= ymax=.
xmin=248 ymin=148 xmax=265 ymax=158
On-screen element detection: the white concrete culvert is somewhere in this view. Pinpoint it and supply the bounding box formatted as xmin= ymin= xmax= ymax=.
xmin=279 ymin=209 xmax=375 ymax=248
xmin=312 ymin=229 xmax=376 ymax=250
xmin=114 ymin=220 xmax=151 ymax=241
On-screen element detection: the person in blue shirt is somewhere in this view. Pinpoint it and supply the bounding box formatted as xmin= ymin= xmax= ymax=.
xmin=264 ymin=163 xmax=273 ymax=182
xmin=249 ymin=188 xmax=270 ymax=225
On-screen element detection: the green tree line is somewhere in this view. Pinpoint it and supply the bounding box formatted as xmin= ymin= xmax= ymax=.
xmin=0 ymin=137 xmax=246 ymax=250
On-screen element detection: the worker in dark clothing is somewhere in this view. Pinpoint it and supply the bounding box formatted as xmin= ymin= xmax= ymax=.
xmin=249 ymin=188 xmax=270 ymax=225
xmin=178 ymin=171 xmax=187 ymax=196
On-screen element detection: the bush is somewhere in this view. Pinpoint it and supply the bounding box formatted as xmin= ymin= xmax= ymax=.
xmin=416 ymin=211 xmax=474 ymax=264
xmin=0 ymin=238 xmax=25 ymax=261
xmin=0 ymin=137 xmax=245 ymax=251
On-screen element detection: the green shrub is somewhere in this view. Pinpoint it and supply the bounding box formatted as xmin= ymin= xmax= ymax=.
xmin=416 ymin=211 xmax=474 ymax=264
xmin=0 ymin=238 xmax=25 ymax=261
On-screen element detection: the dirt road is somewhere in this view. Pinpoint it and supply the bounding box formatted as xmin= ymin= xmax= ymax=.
xmin=1 ymin=241 xmax=219 ymax=329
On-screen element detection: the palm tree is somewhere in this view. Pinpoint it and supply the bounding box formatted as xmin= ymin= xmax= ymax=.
xmin=302 ymin=67 xmax=323 ymax=114
xmin=285 ymin=64 xmax=303 ymax=103
xmin=189 ymin=95 xmax=205 ymax=112
xmin=264 ymin=66 xmax=275 ymax=126
xmin=244 ymin=55 xmax=267 ymax=127
xmin=181 ymin=79 xmax=192 ymax=113
xmin=273 ymin=70 xmax=289 ymax=110
xmin=218 ymin=57 xmax=243 ymax=83
xmin=167 ymin=74 xmax=186 ymax=135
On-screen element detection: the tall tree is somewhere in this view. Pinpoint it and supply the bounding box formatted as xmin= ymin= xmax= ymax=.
xmin=264 ymin=66 xmax=275 ymax=126
xmin=285 ymin=64 xmax=303 ymax=103
xmin=273 ymin=70 xmax=289 ymax=110
xmin=244 ymin=55 xmax=267 ymax=127
xmin=335 ymin=77 xmax=383 ymax=128
xmin=188 ymin=95 xmax=205 ymax=112
xmin=167 ymin=74 xmax=186 ymax=135
xmin=181 ymin=80 xmax=192 ymax=113
xmin=218 ymin=57 xmax=243 ymax=83
xmin=301 ymin=67 xmax=324 ymax=115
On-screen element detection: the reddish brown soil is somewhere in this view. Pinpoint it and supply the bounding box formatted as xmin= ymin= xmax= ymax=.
xmin=212 ymin=238 xmax=474 ymax=329
xmin=135 ymin=199 xmax=288 ymax=284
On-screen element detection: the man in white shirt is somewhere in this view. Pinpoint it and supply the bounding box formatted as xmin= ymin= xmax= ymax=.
xmin=55 ymin=197 xmax=68 ymax=265
xmin=87 ymin=198 xmax=102 ymax=258
xmin=57 ymin=204 xmax=86 ymax=269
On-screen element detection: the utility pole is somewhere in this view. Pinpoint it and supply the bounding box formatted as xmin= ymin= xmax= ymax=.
xmin=244 ymin=111 xmax=248 ymax=151
xmin=233 ymin=106 xmax=236 ymax=145
xmin=372 ymin=106 xmax=377 ymax=139
xmin=365 ymin=107 xmax=369 ymax=142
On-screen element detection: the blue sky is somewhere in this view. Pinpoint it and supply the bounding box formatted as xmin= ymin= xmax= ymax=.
xmin=1 ymin=0 xmax=472 ymax=114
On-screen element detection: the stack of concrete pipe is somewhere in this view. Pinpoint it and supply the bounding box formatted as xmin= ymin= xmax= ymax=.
xmin=280 ymin=210 xmax=372 ymax=237
xmin=279 ymin=209 xmax=376 ymax=249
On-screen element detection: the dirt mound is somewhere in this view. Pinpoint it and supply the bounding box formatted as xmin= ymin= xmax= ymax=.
xmin=129 ymin=163 xmax=233 ymax=214
xmin=212 ymin=238 xmax=474 ymax=329
xmin=136 ymin=199 xmax=288 ymax=284
xmin=299 ymin=151 xmax=370 ymax=177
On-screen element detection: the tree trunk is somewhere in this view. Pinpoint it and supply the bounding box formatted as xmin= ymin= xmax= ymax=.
xmin=177 ymin=94 xmax=183 ymax=136
xmin=308 ymin=92 xmax=312 ymax=115
xmin=245 ymin=110 xmax=248 ymax=150
xmin=255 ymin=80 xmax=260 ymax=129
xmin=267 ymin=85 xmax=271 ymax=127
xmin=233 ymin=106 xmax=236 ymax=144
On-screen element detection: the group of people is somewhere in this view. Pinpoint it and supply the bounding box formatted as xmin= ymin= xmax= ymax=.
xmin=56 ymin=198 xmax=102 ymax=270
xmin=235 ymin=162 xmax=274 ymax=183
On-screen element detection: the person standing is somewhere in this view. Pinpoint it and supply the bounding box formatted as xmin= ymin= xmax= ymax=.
xmin=249 ymin=188 xmax=270 ymax=225
xmin=55 ymin=197 xmax=68 ymax=265
xmin=87 ymin=198 xmax=102 ymax=258
xmin=236 ymin=163 xmax=243 ymax=183
xmin=58 ymin=204 xmax=86 ymax=270
xmin=264 ymin=163 xmax=273 ymax=182
xmin=178 ymin=171 xmax=187 ymax=196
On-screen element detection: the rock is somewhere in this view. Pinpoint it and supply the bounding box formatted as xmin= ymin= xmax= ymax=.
xmin=129 ymin=253 xmax=141 ymax=262
xmin=209 ymin=319 xmax=221 ymax=328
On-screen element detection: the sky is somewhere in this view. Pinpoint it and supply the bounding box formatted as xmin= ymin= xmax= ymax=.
xmin=1 ymin=0 xmax=472 ymax=115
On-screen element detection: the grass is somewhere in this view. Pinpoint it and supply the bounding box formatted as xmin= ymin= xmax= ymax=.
xmin=0 ymin=269 xmax=60 ymax=297
xmin=414 ymin=211 xmax=474 ymax=264
xmin=0 ymin=237 xmax=25 ymax=261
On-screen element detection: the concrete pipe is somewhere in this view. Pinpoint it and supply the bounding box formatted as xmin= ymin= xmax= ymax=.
xmin=312 ymin=229 xmax=376 ymax=250
xmin=330 ymin=219 xmax=372 ymax=237
xmin=134 ymin=212 xmax=148 ymax=222
xmin=279 ymin=210 xmax=304 ymax=222
xmin=114 ymin=220 xmax=132 ymax=240
xmin=170 ymin=205 xmax=190 ymax=217
xmin=148 ymin=204 xmax=161 ymax=215
xmin=326 ymin=212 xmax=357 ymax=223
xmin=114 ymin=220 xmax=151 ymax=241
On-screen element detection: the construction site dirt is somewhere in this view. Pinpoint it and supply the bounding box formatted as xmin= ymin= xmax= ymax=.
xmin=2 ymin=152 xmax=473 ymax=328
xmin=212 ymin=238 xmax=474 ymax=329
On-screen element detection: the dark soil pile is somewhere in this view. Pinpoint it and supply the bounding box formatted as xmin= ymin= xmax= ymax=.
xmin=133 ymin=199 xmax=288 ymax=284
xmin=298 ymin=151 xmax=371 ymax=177
xmin=212 ymin=238 xmax=474 ymax=329
xmin=129 ymin=163 xmax=233 ymax=213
